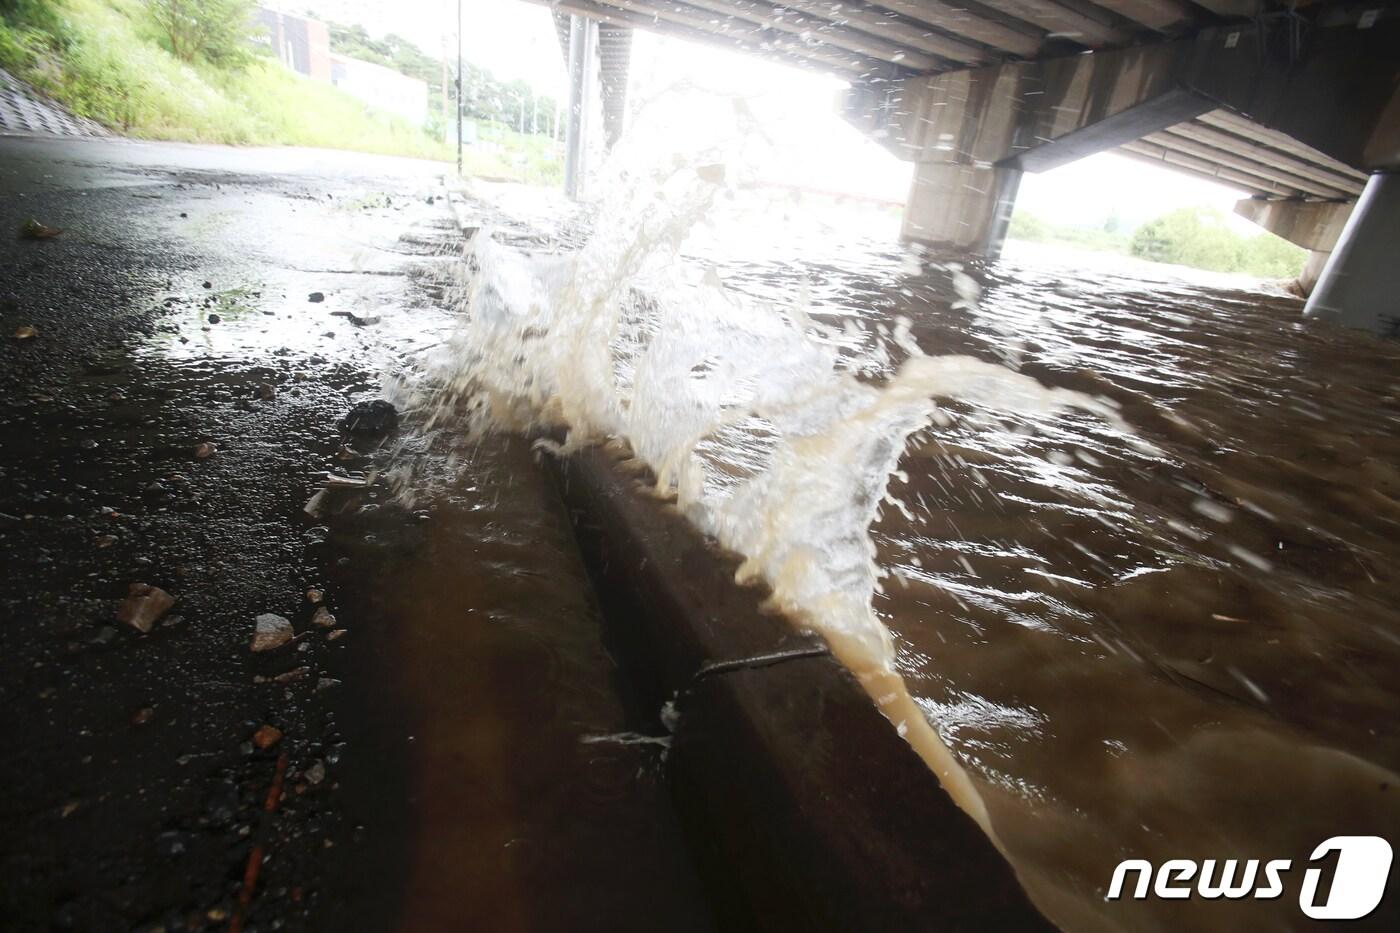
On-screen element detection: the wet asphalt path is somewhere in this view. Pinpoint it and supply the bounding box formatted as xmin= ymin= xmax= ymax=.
xmin=0 ymin=135 xmax=468 ymax=931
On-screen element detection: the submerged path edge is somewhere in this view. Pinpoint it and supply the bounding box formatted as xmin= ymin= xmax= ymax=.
xmin=546 ymin=445 xmax=1053 ymax=930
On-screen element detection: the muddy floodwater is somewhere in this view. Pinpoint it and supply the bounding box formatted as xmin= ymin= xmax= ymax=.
xmin=449 ymin=179 xmax=1400 ymax=930
xmin=707 ymin=238 xmax=1400 ymax=929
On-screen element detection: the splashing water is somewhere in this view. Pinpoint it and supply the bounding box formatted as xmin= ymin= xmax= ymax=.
xmin=413 ymin=92 xmax=1125 ymax=848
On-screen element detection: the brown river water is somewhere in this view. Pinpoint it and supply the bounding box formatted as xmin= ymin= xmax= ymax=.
xmin=861 ymin=245 xmax=1400 ymax=929
xmin=425 ymin=172 xmax=1400 ymax=930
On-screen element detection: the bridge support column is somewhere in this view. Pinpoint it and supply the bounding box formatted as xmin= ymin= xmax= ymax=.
xmin=1304 ymin=173 xmax=1400 ymax=334
xmin=563 ymin=15 xmax=598 ymax=199
xmin=1298 ymin=250 xmax=1330 ymax=295
xmin=902 ymin=163 xmax=1021 ymax=257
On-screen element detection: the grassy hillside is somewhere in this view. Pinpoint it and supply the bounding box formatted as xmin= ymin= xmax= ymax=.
xmin=0 ymin=0 xmax=534 ymax=171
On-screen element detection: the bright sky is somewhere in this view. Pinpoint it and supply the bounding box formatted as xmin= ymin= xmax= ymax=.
xmin=292 ymin=0 xmax=1257 ymax=229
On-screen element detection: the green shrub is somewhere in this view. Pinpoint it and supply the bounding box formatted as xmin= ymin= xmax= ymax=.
xmin=146 ymin=0 xmax=257 ymax=68
xmin=1130 ymin=206 xmax=1304 ymax=278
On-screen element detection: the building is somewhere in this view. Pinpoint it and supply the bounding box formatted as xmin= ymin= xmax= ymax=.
xmin=255 ymin=7 xmax=429 ymax=130
xmin=254 ymin=8 xmax=330 ymax=82
xmin=330 ymin=54 xmax=429 ymax=129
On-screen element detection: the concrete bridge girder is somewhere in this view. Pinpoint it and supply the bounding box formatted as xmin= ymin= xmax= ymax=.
xmin=845 ymin=14 xmax=1400 ymax=274
xmin=1233 ymin=198 xmax=1353 ymax=254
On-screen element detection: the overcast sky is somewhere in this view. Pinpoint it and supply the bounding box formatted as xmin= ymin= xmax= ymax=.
xmin=288 ymin=0 xmax=1255 ymax=229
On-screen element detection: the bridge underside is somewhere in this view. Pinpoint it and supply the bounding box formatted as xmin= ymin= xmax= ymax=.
xmin=529 ymin=0 xmax=1400 ymax=331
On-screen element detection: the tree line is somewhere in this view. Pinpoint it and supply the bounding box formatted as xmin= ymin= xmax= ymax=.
xmin=326 ymin=20 xmax=562 ymax=138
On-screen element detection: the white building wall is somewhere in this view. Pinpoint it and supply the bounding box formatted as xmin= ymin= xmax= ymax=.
xmin=329 ymin=54 xmax=429 ymax=128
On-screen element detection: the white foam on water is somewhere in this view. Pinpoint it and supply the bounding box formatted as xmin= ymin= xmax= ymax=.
xmin=416 ymin=89 xmax=1124 ymax=842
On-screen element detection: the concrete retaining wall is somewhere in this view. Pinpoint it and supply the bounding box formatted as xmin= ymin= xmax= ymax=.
xmin=547 ymin=447 xmax=1050 ymax=929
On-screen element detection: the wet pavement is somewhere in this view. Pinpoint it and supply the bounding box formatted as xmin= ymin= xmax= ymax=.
xmin=0 ymin=136 xmax=709 ymax=931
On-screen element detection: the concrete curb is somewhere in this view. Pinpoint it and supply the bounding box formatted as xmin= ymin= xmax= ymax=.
xmin=548 ymin=447 xmax=1051 ymax=929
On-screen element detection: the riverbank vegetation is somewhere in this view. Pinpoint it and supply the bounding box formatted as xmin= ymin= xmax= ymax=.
xmin=1010 ymin=205 xmax=1305 ymax=279
xmin=0 ymin=0 xmax=561 ymax=180
xmin=0 ymin=0 xmax=446 ymax=157
xmin=1129 ymin=207 xmax=1305 ymax=278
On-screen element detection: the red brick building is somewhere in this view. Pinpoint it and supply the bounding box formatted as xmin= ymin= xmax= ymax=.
xmin=255 ymin=7 xmax=331 ymax=83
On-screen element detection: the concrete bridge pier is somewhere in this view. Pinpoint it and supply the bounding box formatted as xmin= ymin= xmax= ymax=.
xmin=1232 ymin=197 xmax=1354 ymax=295
xmin=562 ymin=15 xmax=597 ymax=199
xmin=848 ymin=12 xmax=1399 ymax=293
xmin=1304 ymin=173 xmax=1400 ymax=335
xmin=555 ymin=12 xmax=633 ymax=199
xmin=902 ymin=163 xmax=1021 ymax=256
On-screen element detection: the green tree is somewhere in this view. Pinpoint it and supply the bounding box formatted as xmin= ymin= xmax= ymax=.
xmin=1239 ymin=230 xmax=1307 ymax=278
xmin=1008 ymin=210 xmax=1049 ymax=242
xmin=1130 ymin=206 xmax=1303 ymax=277
xmin=147 ymin=0 xmax=256 ymax=68
xmin=1131 ymin=207 xmax=1237 ymax=271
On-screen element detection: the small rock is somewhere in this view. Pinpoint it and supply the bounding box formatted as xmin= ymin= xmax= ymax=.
xmin=13 ymin=325 xmax=38 ymax=340
xmin=305 ymin=760 xmax=326 ymax=785
xmin=115 ymin=583 xmax=175 ymax=634
xmin=308 ymin=291 xmax=325 ymax=303
xmin=303 ymin=489 xmax=327 ymax=518
xmin=306 ymin=588 xmax=323 ymax=604
xmin=251 ymin=613 xmax=293 ymax=652
xmin=19 ymin=218 xmax=61 ymax=239
xmin=202 ymin=281 xmax=212 ymax=289
xmin=194 ymin=441 xmax=216 ymax=459
xmin=327 ymin=628 xmax=347 ymax=642
xmin=94 ymin=534 xmax=116 ymax=548
xmin=256 ymin=383 xmax=276 ymax=400
xmin=252 ymin=724 xmax=283 ymax=749
xmin=311 ymin=606 xmax=335 ymax=628
xmin=339 ymin=399 xmax=398 ymax=435
xmin=330 ymin=311 xmax=380 ymax=327
xmin=207 ymin=313 xmax=221 ymax=324
xmin=274 ymin=666 xmax=309 ymax=684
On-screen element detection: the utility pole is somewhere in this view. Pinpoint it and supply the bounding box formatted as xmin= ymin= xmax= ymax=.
xmin=455 ymin=0 xmax=462 ymax=176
